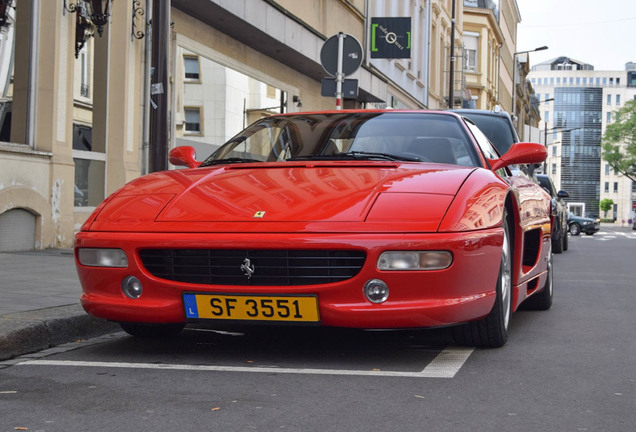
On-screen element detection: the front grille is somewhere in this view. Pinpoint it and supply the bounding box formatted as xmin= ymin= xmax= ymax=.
xmin=139 ymin=249 xmax=366 ymax=286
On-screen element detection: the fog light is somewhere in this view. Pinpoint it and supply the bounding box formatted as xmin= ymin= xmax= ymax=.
xmin=378 ymin=251 xmax=452 ymax=270
xmin=364 ymin=279 xmax=389 ymax=303
xmin=122 ymin=276 xmax=143 ymax=299
xmin=77 ymin=248 xmax=128 ymax=268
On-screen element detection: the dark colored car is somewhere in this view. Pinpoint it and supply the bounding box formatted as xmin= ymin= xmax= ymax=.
xmin=450 ymin=108 xmax=519 ymax=156
xmin=536 ymin=174 xmax=569 ymax=253
xmin=567 ymin=213 xmax=600 ymax=236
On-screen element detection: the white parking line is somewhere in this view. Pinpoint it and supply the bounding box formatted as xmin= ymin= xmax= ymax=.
xmin=18 ymin=347 xmax=474 ymax=379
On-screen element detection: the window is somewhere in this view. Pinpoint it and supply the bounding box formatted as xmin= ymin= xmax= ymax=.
xmin=607 ymin=112 xmax=612 ymax=123
xmin=576 ymin=77 xmax=580 ymax=85
xmin=610 ymin=78 xmax=614 ymax=85
xmin=596 ymin=77 xmax=601 ymax=85
xmin=607 ymin=94 xmax=612 ymax=105
xmin=604 ymin=182 xmax=609 ymax=192
xmin=616 ymin=94 xmax=621 ymax=105
xmin=463 ymin=33 xmax=478 ymax=72
xmin=603 ymin=77 xmax=607 ymax=85
xmin=184 ymin=107 xmax=202 ymax=134
xmin=184 ymin=55 xmax=200 ymax=81
xmin=551 ymin=163 xmax=557 ymax=174
xmin=72 ymin=124 xmax=105 ymax=207
xmin=605 ymin=164 xmax=610 ymax=175
xmin=614 ymin=182 xmax=618 ymax=193
xmin=557 ymin=77 xmax=561 ymax=84
xmin=582 ymin=77 xmax=587 ymax=85
xmin=79 ymin=45 xmax=90 ymax=98
xmin=544 ymin=111 xmax=550 ymax=122
xmin=545 ymin=93 xmax=550 ymax=101
xmin=617 ymin=78 xmax=621 ymax=85
xmin=552 ymin=145 xmax=557 ymax=156
xmin=550 ymin=77 xmax=554 ymax=85
xmin=569 ymin=77 xmax=574 ymax=85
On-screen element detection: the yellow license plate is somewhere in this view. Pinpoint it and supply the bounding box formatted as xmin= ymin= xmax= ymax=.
xmin=183 ymin=293 xmax=319 ymax=323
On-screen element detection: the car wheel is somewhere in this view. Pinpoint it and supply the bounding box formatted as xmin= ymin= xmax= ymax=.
xmin=119 ymin=322 xmax=185 ymax=338
xmin=552 ymin=230 xmax=564 ymax=254
xmin=569 ymin=223 xmax=581 ymax=236
xmin=584 ymin=232 xmax=595 ymax=236
xmin=563 ymin=230 xmax=569 ymax=251
xmin=521 ymin=244 xmax=553 ymax=311
xmin=452 ymin=211 xmax=512 ymax=348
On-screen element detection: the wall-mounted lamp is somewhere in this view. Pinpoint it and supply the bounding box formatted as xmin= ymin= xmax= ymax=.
xmin=64 ymin=0 xmax=113 ymax=57
xmin=292 ymin=95 xmax=302 ymax=108
xmin=0 ymin=0 xmax=14 ymax=28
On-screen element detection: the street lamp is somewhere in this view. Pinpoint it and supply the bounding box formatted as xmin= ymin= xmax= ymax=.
xmin=64 ymin=0 xmax=114 ymax=58
xmin=511 ymin=45 xmax=548 ymax=121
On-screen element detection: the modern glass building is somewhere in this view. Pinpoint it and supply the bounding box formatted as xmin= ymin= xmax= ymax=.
xmin=553 ymin=87 xmax=602 ymax=217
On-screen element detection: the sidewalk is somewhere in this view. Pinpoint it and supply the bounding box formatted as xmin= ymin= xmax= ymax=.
xmin=0 ymin=249 xmax=118 ymax=360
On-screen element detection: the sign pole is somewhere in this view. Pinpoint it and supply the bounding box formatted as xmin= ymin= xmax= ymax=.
xmin=336 ymin=32 xmax=344 ymax=110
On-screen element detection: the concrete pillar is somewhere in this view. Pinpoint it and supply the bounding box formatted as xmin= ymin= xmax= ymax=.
xmin=93 ymin=0 xmax=145 ymax=196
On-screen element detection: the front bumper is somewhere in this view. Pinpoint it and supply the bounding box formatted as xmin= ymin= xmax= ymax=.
xmin=75 ymin=229 xmax=504 ymax=329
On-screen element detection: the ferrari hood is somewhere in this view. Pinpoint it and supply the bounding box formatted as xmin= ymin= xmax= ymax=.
xmin=150 ymin=163 xmax=473 ymax=223
xmin=90 ymin=162 xmax=478 ymax=232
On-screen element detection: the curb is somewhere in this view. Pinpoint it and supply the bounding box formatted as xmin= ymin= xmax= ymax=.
xmin=0 ymin=304 xmax=119 ymax=361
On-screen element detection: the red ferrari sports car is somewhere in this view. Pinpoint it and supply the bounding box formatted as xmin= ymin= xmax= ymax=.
xmin=75 ymin=110 xmax=553 ymax=347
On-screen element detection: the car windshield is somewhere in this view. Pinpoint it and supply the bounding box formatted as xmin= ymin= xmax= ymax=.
xmin=457 ymin=113 xmax=516 ymax=155
xmin=200 ymin=112 xmax=481 ymax=167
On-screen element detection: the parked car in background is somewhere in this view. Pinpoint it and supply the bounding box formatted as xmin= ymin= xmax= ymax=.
xmin=450 ymin=107 xmax=519 ymax=156
xmin=567 ymin=213 xmax=600 ymax=236
xmin=536 ymin=174 xmax=569 ymax=253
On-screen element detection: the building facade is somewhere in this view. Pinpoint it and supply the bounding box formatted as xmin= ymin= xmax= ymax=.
xmin=0 ymin=0 xmax=524 ymax=251
xmin=529 ymin=57 xmax=636 ymax=220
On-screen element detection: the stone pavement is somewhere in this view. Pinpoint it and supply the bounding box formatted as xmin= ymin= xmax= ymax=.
xmin=0 ymin=249 xmax=118 ymax=360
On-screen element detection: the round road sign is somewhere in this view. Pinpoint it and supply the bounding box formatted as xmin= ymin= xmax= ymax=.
xmin=320 ymin=33 xmax=363 ymax=77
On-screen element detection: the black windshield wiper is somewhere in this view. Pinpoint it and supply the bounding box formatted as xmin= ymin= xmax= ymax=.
xmin=200 ymin=157 xmax=262 ymax=167
xmin=288 ymin=151 xmax=420 ymax=162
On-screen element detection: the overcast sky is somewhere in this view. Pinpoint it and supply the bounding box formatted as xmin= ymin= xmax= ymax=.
xmin=515 ymin=0 xmax=636 ymax=71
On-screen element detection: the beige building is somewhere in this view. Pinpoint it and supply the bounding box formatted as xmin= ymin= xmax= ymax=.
xmin=0 ymin=0 xmax=524 ymax=251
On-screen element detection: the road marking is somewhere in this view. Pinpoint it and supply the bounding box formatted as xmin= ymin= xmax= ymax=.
xmin=17 ymin=347 xmax=473 ymax=379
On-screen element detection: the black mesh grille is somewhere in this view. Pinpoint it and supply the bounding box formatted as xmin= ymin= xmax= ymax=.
xmin=139 ymin=249 xmax=366 ymax=286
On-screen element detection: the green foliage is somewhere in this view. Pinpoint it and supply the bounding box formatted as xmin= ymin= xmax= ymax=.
xmin=602 ymin=99 xmax=636 ymax=182
xmin=600 ymin=198 xmax=614 ymax=217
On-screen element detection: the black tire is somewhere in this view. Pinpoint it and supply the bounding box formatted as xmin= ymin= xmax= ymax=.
xmin=569 ymin=223 xmax=581 ymax=236
xmin=563 ymin=230 xmax=569 ymax=251
xmin=119 ymin=322 xmax=185 ymax=338
xmin=452 ymin=211 xmax=513 ymax=348
xmin=584 ymin=232 xmax=595 ymax=236
xmin=521 ymin=245 xmax=553 ymax=311
xmin=552 ymin=231 xmax=564 ymax=254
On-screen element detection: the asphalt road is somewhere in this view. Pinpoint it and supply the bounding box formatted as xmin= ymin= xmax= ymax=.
xmin=1 ymin=228 xmax=635 ymax=431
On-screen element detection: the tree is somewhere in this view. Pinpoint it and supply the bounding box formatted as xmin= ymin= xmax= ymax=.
xmin=602 ymin=99 xmax=636 ymax=182
xmin=600 ymin=198 xmax=614 ymax=219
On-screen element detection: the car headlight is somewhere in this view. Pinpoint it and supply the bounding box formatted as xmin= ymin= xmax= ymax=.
xmin=77 ymin=248 xmax=129 ymax=268
xmin=377 ymin=251 xmax=452 ymax=271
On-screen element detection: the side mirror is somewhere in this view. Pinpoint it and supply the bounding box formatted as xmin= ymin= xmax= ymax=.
xmin=169 ymin=146 xmax=201 ymax=169
xmin=488 ymin=142 xmax=547 ymax=172
xmin=557 ymin=190 xmax=569 ymax=199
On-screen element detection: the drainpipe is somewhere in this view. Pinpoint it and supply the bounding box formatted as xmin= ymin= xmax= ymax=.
xmin=141 ymin=0 xmax=153 ymax=175
xmin=26 ymin=0 xmax=40 ymax=147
